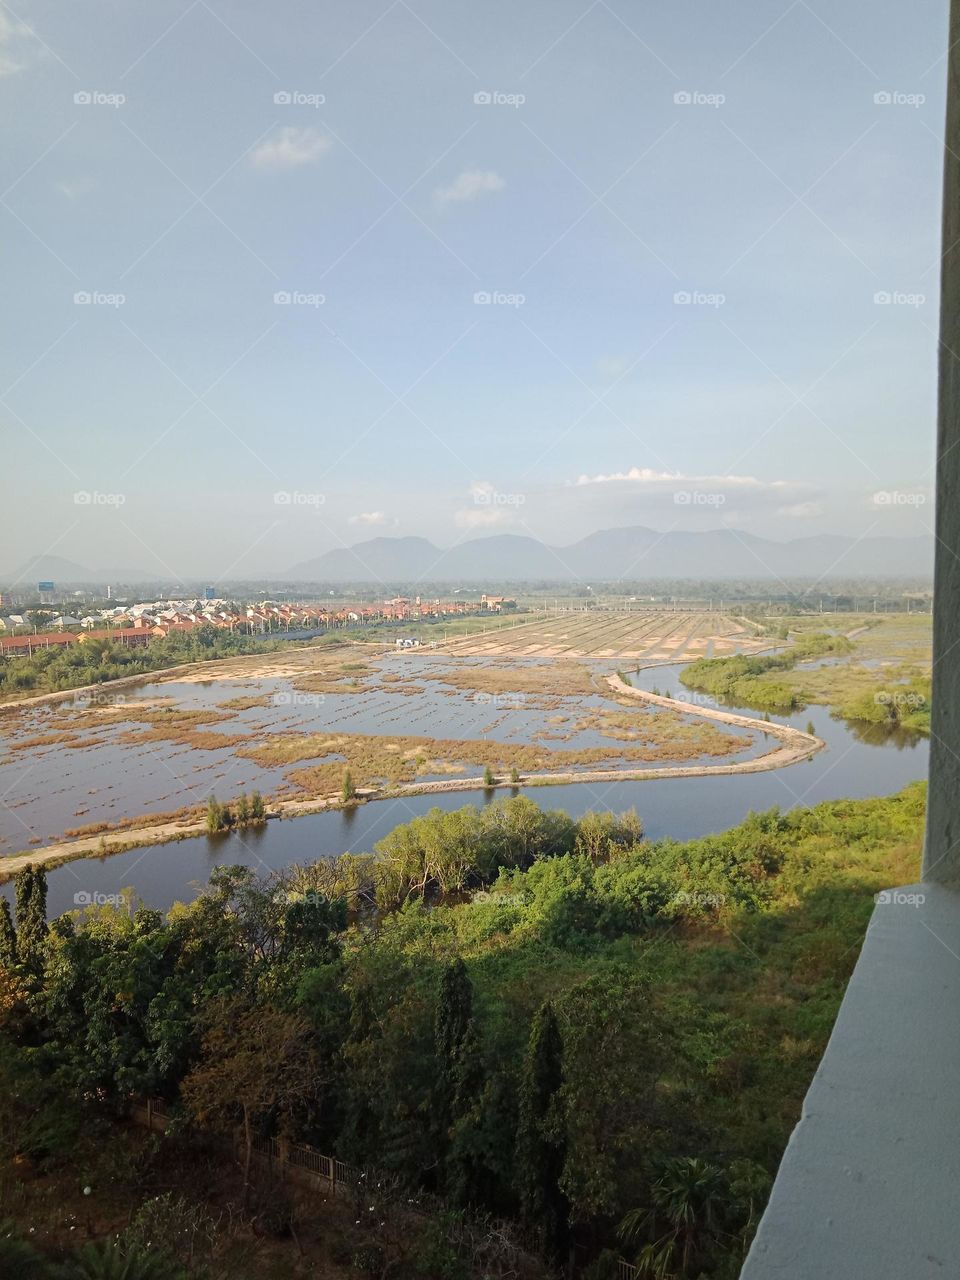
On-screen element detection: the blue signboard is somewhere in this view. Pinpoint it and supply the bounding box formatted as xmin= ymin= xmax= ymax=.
xmin=37 ymin=581 xmax=55 ymax=592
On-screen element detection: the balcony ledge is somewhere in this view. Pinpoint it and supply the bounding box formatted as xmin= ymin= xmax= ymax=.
xmin=741 ymin=880 xmax=960 ymax=1278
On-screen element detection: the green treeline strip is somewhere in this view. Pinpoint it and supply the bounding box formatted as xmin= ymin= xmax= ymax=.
xmin=680 ymin=632 xmax=853 ymax=712
xmin=295 ymin=797 xmax=644 ymax=911
xmin=0 ymin=626 xmax=295 ymax=697
xmin=0 ymin=783 xmax=925 ymax=1279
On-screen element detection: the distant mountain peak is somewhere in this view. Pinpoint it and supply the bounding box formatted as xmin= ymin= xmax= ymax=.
xmin=283 ymin=526 xmax=933 ymax=584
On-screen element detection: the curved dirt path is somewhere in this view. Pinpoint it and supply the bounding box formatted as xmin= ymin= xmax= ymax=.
xmin=0 ymin=674 xmax=824 ymax=881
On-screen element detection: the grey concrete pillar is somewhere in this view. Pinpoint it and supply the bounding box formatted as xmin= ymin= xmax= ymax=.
xmin=923 ymin=0 xmax=960 ymax=883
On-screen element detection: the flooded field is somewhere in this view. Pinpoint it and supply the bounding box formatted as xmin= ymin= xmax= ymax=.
xmin=0 ymin=611 xmax=932 ymax=916
xmin=0 ymin=614 xmax=769 ymax=855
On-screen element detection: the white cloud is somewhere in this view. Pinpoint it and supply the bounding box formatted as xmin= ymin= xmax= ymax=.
xmin=349 ymin=511 xmax=391 ymax=526
xmin=250 ymin=127 xmax=330 ymax=171
xmin=434 ymin=169 xmax=505 ymax=206
xmin=573 ymin=467 xmax=785 ymax=492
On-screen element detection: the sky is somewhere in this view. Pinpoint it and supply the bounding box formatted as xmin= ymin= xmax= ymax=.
xmin=0 ymin=0 xmax=950 ymax=580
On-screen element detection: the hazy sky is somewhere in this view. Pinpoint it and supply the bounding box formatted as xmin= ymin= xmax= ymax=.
xmin=0 ymin=0 xmax=949 ymax=579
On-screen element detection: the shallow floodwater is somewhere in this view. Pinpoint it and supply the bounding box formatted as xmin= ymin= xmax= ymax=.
xmin=4 ymin=657 xmax=928 ymax=919
xmin=0 ymin=655 xmax=766 ymax=853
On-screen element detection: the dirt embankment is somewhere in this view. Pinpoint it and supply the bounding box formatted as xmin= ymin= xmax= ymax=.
xmin=0 ymin=675 xmax=824 ymax=882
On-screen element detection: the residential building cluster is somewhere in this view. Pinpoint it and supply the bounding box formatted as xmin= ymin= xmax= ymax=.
xmin=0 ymin=594 xmax=515 ymax=656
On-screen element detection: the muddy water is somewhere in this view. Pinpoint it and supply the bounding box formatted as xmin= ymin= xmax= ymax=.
xmin=0 ymin=655 xmax=765 ymax=854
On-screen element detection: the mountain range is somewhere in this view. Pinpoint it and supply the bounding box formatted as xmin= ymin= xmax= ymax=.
xmin=285 ymin=527 xmax=934 ymax=583
xmin=2 ymin=528 xmax=934 ymax=587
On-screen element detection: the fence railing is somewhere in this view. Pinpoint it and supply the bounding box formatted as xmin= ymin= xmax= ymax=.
xmin=131 ymin=1098 xmax=356 ymax=1195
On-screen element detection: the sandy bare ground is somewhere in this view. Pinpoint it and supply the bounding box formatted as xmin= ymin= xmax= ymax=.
xmin=437 ymin=611 xmax=771 ymax=662
xmin=0 ymin=675 xmax=824 ymax=883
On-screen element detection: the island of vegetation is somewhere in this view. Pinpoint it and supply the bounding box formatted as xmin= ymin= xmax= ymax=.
xmin=680 ymin=628 xmax=932 ymax=733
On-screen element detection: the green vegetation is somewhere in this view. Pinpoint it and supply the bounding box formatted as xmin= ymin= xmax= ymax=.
xmin=681 ymin=632 xmax=854 ymax=711
xmin=205 ymin=793 xmax=268 ymax=834
xmin=831 ymin=679 xmax=931 ymax=733
xmin=681 ymin=621 xmax=933 ymax=734
xmin=0 ymin=784 xmax=925 ymax=1277
xmin=341 ymin=769 xmax=357 ymax=804
xmin=0 ymin=627 xmax=293 ymax=701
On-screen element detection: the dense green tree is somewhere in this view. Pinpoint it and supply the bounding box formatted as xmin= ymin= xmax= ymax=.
xmin=434 ymin=958 xmax=476 ymax=1178
xmin=0 ymin=898 xmax=16 ymax=967
xmin=516 ymin=1002 xmax=569 ymax=1261
xmin=435 ymin=959 xmax=473 ymax=1091
xmin=205 ymin=797 xmax=224 ymax=833
xmin=13 ymin=865 xmax=47 ymax=971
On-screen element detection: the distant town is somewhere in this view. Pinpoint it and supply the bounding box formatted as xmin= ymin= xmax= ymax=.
xmin=0 ymin=593 xmax=517 ymax=656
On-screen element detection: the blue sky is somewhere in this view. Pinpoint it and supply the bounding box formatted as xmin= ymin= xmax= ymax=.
xmin=0 ymin=0 xmax=949 ymax=578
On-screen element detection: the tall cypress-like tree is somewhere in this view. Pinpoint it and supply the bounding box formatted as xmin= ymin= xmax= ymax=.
xmin=13 ymin=865 xmax=48 ymax=971
xmin=434 ymin=958 xmax=474 ymax=1166
xmin=516 ymin=1001 xmax=570 ymax=1262
xmin=435 ymin=958 xmax=472 ymax=1067
xmin=0 ymin=897 xmax=16 ymax=966
xmin=436 ymin=962 xmax=500 ymax=1208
